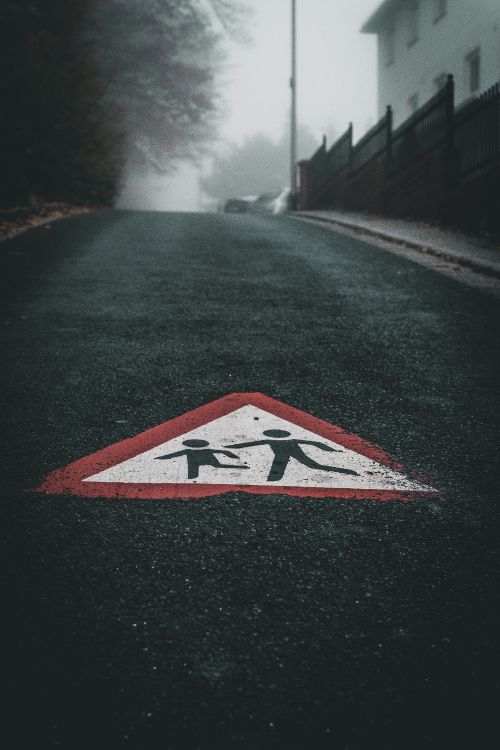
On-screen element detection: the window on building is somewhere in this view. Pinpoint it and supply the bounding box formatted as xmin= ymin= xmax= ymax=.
xmin=407 ymin=1 xmax=419 ymax=46
xmin=433 ymin=0 xmax=447 ymax=23
xmin=434 ymin=72 xmax=447 ymax=92
xmin=384 ymin=26 xmax=395 ymax=66
xmin=465 ymin=48 xmax=481 ymax=94
xmin=408 ymin=94 xmax=419 ymax=114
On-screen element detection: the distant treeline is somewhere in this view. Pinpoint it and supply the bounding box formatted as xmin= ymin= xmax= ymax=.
xmin=201 ymin=126 xmax=319 ymax=204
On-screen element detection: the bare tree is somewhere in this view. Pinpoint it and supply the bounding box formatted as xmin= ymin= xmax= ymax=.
xmin=85 ymin=0 xmax=250 ymax=173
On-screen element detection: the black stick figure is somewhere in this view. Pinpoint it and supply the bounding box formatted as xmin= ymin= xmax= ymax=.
xmin=155 ymin=439 xmax=249 ymax=480
xmin=226 ymin=429 xmax=358 ymax=482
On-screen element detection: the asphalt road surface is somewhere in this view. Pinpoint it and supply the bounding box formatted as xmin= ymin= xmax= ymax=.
xmin=1 ymin=211 xmax=499 ymax=749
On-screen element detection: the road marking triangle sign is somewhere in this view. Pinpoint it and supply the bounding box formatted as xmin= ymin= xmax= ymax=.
xmin=36 ymin=393 xmax=436 ymax=501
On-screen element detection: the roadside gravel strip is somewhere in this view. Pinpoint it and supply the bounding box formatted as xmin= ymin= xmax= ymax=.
xmin=293 ymin=210 xmax=500 ymax=298
xmin=0 ymin=204 xmax=92 ymax=241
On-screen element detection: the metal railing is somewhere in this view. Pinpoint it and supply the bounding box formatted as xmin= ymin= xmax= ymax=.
xmin=387 ymin=75 xmax=453 ymax=176
xmin=324 ymin=124 xmax=352 ymax=180
xmin=350 ymin=108 xmax=391 ymax=173
xmin=307 ymin=126 xmax=352 ymax=203
xmin=301 ymin=74 xmax=500 ymax=211
xmin=454 ymin=82 xmax=500 ymax=180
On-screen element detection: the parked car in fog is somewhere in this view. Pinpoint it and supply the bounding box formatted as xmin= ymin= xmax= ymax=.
xmin=223 ymin=197 xmax=256 ymax=213
xmin=250 ymin=190 xmax=281 ymax=213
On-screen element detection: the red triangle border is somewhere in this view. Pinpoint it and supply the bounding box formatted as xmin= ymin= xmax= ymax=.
xmin=34 ymin=392 xmax=436 ymax=501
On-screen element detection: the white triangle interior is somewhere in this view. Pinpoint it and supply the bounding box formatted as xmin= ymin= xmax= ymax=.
xmin=83 ymin=405 xmax=431 ymax=491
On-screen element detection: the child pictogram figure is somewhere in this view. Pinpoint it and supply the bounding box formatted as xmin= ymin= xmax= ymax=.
xmin=226 ymin=429 xmax=359 ymax=482
xmin=155 ymin=439 xmax=249 ymax=480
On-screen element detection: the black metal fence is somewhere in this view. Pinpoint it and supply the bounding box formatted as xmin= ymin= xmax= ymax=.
xmin=388 ymin=76 xmax=453 ymax=176
xmin=324 ymin=125 xmax=352 ymax=180
xmin=454 ymin=82 xmax=500 ymax=181
xmin=307 ymin=127 xmax=353 ymax=205
xmin=301 ymin=74 xmax=500 ymax=218
xmin=350 ymin=108 xmax=391 ymax=173
xmin=306 ymin=139 xmax=327 ymax=207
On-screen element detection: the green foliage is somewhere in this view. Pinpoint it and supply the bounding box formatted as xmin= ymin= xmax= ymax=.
xmin=0 ymin=0 xmax=124 ymax=208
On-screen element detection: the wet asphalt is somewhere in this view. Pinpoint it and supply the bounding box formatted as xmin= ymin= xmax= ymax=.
xmin=1 ymin=210 xmax=499 ymax=749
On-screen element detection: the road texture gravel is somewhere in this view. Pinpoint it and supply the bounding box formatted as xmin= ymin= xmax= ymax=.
xmin=1 ymin=210 xmax=499 ymax=749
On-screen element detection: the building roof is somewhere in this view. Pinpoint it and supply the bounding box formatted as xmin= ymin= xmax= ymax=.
xmin=361 ymin=0 xmax=403 ymax=33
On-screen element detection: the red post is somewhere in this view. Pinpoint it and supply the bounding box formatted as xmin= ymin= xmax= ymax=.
xmin=298 ymin=160 xmax=310 ymax=210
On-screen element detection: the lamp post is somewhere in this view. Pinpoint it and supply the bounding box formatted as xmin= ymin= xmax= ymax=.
xmin=290 ymin=0 xmax=297 ymax=209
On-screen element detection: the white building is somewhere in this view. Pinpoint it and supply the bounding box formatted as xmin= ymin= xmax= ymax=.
xmin=362 ymin=0 xmax=500 ymax=124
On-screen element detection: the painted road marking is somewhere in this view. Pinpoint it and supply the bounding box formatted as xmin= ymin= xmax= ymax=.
xmin=35 ymin=392 xmax=436 ymax=500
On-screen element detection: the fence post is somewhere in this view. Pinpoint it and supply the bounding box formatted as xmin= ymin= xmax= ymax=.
xmin=348 ymin=123 xmax=353 ymax=172
xmin=385 ymin=105 xmax=393 ymax=161
xmin=382 ymin=106 xmax=393 ymax=211
xmin=495 ymin=84 xmax=500 ymax=160
xmin=445 ymin=73 xmax=456 ymax=188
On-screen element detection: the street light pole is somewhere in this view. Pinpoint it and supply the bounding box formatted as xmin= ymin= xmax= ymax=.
xmin=290 ymin=0 xmax=297 ymax=208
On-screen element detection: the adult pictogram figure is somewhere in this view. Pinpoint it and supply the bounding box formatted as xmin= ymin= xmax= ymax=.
xmin=226 ymin=429 xmax=359 ymax=482
xmin=155 ymin=439 xmax=249 ymax=480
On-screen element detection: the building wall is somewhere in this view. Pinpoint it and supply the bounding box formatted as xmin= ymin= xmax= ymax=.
xmin=375 ymin=0 xmax=500 ymax=124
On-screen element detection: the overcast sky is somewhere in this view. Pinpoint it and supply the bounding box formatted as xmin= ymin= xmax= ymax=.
xmin=223 ymin=0 xmax=378 ymax=143
xmin=118 ymin=0 xmax=379 ymax=211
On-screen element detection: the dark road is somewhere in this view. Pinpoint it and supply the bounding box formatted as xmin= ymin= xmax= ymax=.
xmin=1 ymin=210 xmax=499 ymax=749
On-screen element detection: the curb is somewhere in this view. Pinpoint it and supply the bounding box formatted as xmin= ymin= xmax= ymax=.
xmin=294 ymin=212 xmax=500 ymax=280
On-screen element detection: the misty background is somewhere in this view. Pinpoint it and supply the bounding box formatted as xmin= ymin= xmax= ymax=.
xmin=0 ymin=0 xmax=378 ymax=213
xmin=123 ymin=0 xmax=378 ymax=211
